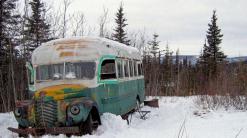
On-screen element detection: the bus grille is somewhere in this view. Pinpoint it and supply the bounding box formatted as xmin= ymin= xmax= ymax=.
xmin=35 ymin=100 xmax=57 ymax=128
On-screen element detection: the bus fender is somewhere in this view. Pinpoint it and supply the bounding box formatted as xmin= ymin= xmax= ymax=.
xmin=66 ymin=98 xmax=100 ymax=125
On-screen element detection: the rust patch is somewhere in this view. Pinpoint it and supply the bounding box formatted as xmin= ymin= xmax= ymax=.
xmin=59 ymin=52 xmax=78 ymax=57
xmin=8 ymin=126 xmax=80 ymax=135
xmin=56 ymin=45 xmax=75 ymax=50
xmin=56 ymin=44 xmax=88 ymax=51
xmin=15 ymin=100 xmax=33 ymax=107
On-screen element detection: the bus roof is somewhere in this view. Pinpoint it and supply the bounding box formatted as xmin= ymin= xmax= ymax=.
xmin=32 ymin=37 xmax=142 ymax=66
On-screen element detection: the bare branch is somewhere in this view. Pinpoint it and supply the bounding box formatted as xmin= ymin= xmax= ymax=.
xmin=62 ymin=0 xmax=72 ymax=38
xmin=72 ymin=12 xmax=85 ymax=36
xmin=98 ymin=7 xmax=109 ymax=37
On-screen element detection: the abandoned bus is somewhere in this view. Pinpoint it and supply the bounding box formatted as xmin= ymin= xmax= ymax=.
xmin=9 ymin=37 xmax=145 ymax=136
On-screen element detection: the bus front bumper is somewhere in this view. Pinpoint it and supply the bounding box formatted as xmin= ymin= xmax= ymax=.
xmin=8 ymin=126 xmax=80 ymax=136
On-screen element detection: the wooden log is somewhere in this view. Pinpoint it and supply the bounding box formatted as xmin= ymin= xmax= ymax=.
xmin=144 ymin=99 xmax=159 ymax=107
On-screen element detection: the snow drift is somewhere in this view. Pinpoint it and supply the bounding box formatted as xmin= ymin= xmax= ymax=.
xmin=1 ymin=97 xmax=247 ymax=138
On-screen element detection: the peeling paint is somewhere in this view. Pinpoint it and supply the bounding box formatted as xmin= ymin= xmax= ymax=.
xmin=56 ymin=44 xmax=88 ymax=51
xmin=59 ymin=51 xmax=78 ymax=57
xmin=35 ymin=84 xmax=87 ymax=100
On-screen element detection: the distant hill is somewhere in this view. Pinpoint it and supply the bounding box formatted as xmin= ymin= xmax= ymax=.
xmin=161 ymin=55 xmax=247 ymax=65
xmin=226 ymin=56 xmax=247 ymax=63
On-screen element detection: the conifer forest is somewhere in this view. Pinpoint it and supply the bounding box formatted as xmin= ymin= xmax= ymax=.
xmin=0 ymin=0 xmax=247 ymax=113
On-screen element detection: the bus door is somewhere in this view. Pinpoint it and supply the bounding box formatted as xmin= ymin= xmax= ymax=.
xmin=99 ymin=58 xmax=120 ymax=114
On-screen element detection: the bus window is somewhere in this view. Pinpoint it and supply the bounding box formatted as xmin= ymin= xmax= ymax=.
xmin=75 ymin=62 xmax=95 ymax=79
xmin=36 ymin=65 xmax=51 ymax=81
xmin=36 ymin=62 xmax=96 ymax=82
xmin=52 ymin=64 xmax=64 ymax=80
xmin=66 ymin=62 xmax=95 ymax=79
xmin=65 ymin=63 xmax=76 ymax=79
xmin=134 ymin=61 xmax=137 ymax=76
xmin=117 ymin=60 xmax=124 ymax=78
xmin=129 ymin=61 xmax=133 ymax=77
xmin=124 ymin=60 xmax=129 ymax=78
xmin=138 ymin=63 xmax=143 ymax=76
xmin=101 ymin=59 xmax=116 ymax=80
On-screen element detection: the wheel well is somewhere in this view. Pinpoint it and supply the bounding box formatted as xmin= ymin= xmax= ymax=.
xmin=136 ymin=95 xmax=140 ymax=102
xmin=90 ymin=106 xmax=101 ymax=125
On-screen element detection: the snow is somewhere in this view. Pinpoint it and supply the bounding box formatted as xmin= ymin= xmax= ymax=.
xmin=0 ymin=112 xmax=18 ymax=138
xmin=53 ymin=73 xmax=63 ymax=80
xmin=1 ymin=97 xmax=247 ymax=138
xmin=65 ymin=72 xmax=76 ymax=79
xmin=32 ymin=36 xmax=141 ymax=66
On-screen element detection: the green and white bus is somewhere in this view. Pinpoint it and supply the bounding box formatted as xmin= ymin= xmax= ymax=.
xmin=9 ymin=37 xmax=145 ymax=136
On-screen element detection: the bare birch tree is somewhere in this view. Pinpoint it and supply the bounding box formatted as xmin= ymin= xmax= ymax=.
xmin=62 ymin=0 xmax=72 ymax=38
xmin=47 ymin=7 xmax=62 ymax=39
xmin=98 ymin=7 xmax=109 ymax=38
xmin=72 ymin=12 xmax=85 ymax=36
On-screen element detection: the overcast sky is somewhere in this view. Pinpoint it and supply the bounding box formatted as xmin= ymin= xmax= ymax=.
xmin=45 ymin=0 xmax=247 ymax=57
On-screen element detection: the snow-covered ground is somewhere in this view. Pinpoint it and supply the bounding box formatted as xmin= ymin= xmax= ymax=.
xmin=1 ymin=97 xmax=247 ymax=138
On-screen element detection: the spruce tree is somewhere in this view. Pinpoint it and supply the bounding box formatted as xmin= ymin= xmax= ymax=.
xmin=199 ymin=39 xmax=209 ymax=64
xmin=148 ymin=33 xmax=160 ymax=58
xmin=0 ymin=0 xmax=20 ymax=58
xmin=23 ymin=0 xmax=50 ymax=54
xmin=163 ymin=43 xmax=173 ymax=95
xmin=199 ymin=39 xmax=210 ymax=76
xmin=112 ymin=3 xmax=130 ymax=45
xmin=200 ymin=10 xmax=226 ymax=76
xmin=0 ymin=0 xmax=20 ymax=109
xmin=175 ymin=49 xmax=180 ymax=74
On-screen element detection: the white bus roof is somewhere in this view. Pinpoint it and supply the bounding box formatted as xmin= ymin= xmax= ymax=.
xmin=32 ymin=37 xmax=142 ymax=66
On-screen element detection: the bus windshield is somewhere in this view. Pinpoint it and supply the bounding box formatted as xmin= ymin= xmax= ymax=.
xmin=36 ymin=62 xmax=96 ymax=82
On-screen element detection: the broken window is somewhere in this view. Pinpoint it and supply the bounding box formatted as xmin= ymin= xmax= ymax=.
xmin=138 ymin=63 xmax=143 ymax=76
xmin=101 ymin=59 xmax=116 ymax=80
xmin=134 ymin=61 xmax=138 ymax=76
xmin=65 ymin=62 xmax=95 ymax=79
xmin=129 ymin=60 xmax=133 ymax=77
xmin=124 ymin=60 xmax=129 ymax=78
xmin=117 ymin=60 xmax=124 ymax=78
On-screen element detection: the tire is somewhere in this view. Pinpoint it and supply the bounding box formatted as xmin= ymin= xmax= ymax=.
xmin=18 ymin=125 xmax=28 ymax=138
xmin=80 ymin=113 xmax=93 ymax=135
xmin=79 ymin=112 xmax=99 ymax=135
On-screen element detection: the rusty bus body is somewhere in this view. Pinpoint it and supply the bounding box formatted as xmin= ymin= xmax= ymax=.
xmin=8 ymin=37 xmax=145 ymax=136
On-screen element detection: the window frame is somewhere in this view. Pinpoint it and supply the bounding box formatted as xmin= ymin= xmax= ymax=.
xmin=100 ymin=59 xmax=117 ymax=81
xmin=133 ymin=61 xmax=138 ymax=77
xmin=65 ymin=61 xmax=96 ymax=80
xmin=116 ymin=58 xmax=124 ymax=79
xmin=123 ymin=59 xmax=130 ymax=79
xmin=129 ymin=60 xmax=134 ymax=77
xmin=137 ymin=62 xmax=144 ymax=76
xmin=35 ymin=61 xmax=96 ymax=82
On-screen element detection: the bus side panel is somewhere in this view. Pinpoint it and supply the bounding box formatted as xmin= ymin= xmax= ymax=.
xmin=96 ymin=83 xmax=119 ymax=115
xmin=118 ymin=80 xmax=137 ymax=115
xmin=137 ymin=77 xmax=145 ymax=103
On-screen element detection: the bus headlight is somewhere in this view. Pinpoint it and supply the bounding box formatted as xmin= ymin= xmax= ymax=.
xmin=14 ymin=108 xmax=22 ymax=117
xmin=70 ymin=105 xmax=80 ymax=115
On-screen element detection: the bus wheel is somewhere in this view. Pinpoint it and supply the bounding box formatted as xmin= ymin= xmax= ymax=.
xmin=18 ymin=125 xmax=28 ymax=138
xmin=80 ymin=113 xmax=93 ymax=135
xmin=79 ymin=112 xmax=99 ymax=135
